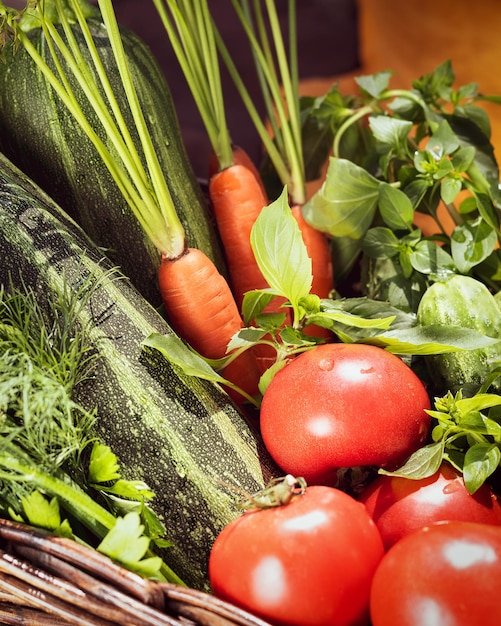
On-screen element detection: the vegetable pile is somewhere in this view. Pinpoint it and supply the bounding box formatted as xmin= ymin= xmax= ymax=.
xmin=1 ymin=0 xmax=501 ymax=624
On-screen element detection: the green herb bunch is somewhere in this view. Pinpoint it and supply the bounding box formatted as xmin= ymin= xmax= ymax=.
xmin=302 ymin=60 xmax=501 ymax=309
xmin=0 ymin=273 xmax=182 ymax=583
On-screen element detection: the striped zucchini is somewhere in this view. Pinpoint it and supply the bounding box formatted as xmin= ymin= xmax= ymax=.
xmin=417 ymin=274 xmax=501 ymax=395
xmin=0 ymin=8 xmax=225 ymax=307
xmin=0 ymin=151 xmax=278 ymax=591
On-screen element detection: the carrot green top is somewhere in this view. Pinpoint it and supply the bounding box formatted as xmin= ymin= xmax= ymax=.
xmin=217 ymin=0 xmax=306 ymax=205
xmin=0 ymin=0 xmax=186 ymax=259
xmin=152 ymin=0 xmax=234 ymax=172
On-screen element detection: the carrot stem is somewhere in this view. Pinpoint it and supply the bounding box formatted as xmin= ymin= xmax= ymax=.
xmin=98 ymin=0 xmax=183 ymax=249
xmin=152 ymin=0 xmax=233 ymax=171
xmin=5 ymin=0 xmax=186 ymax=259
xmin=223 ymin=0 xmax=306 ymax=204
xmin=212 ymin=27 xmax=286 ymax=180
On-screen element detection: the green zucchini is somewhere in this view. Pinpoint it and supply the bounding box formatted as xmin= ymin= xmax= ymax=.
xmin=0 ymin=150 xmax=278 ymax=591
xmin=417 ymin=274 xmax=501 ymax=395
xmin=0 ymin=3 xmax=225 ymax=307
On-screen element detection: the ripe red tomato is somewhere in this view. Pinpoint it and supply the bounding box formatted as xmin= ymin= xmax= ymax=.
xmin=359 ymin=462 xmax=501 ymax=550
xmin=209 ymin=481 xmax=384 ymax=626
xmin=370 ymin=521 xmax=501 ymax=626
xmin=260 ymin=343 xmax=431 ymax=485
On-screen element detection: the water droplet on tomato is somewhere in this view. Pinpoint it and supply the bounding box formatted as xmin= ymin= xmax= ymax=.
xmin=318 ymin=357 xmax=334 ymax=371
xmin=443 ymin=480 xmax=461 ymax=494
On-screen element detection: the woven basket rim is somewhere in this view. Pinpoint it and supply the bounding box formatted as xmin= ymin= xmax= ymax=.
xmin=0 ymin=517 xmax=272 ymax=626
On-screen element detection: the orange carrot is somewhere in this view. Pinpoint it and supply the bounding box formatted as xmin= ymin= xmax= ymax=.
xmin=291 ymin=204 xmax=333 ymax=300
xmin=208 ymin=145 xmax=265 ymax=194
xmin=158 ymin=247 xmax=260 ymax=402
xmin=209 ymin=154 xmax=295 ymax=374
xmin=16 ymin=1 xmax=260 ymax=408
xmin=154 ymin=4 xmax=273 ymax=313
xmin=209 ymin=146 xmax=291 ymax=321
xmin=290 ymin=204 xmax=334 ymax=340
xmin=153 ymin=2 xmax=288 ymax=388
xmin=208 ymin=161 xmax=272 ymax=311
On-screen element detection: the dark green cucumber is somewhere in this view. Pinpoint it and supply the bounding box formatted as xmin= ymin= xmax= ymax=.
xmin=0 ymin=150 xmax=278 ymax=591
xmin=0 ymin=7 xmax=225 ymax=307
xmin=417 ymin=274 xmax=501 ymax=395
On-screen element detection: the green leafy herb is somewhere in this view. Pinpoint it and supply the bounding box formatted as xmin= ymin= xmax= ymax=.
xmin=142 ymin=331 xmax=263 ymax=408
xmin=364 ymin=325 xmax=501 ymax=356
xmin=0 ymin=273 xmax=182 ymax=584
xmin=381 ymin=389 xmax=501 ymax=494
xmin=145 ymin=187 xmax=489 ymax=401
xmin=21 ymin=491 xmax=65 ymax=531
xmin=88 ymin=441 xmax=121 ymax=483
xmin=302 ymin=158 xmax=380 ymax=239
xmin=302 ymin=60 xmax=501 ymax=309
xmin=250 ymin=186 xmax=312 ymax=317
xmin=97 ymin=511 xmax=164 ymax=579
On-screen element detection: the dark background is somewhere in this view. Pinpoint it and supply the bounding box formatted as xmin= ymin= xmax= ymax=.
xmin=110 ymin=0 xmax=360 ymax=179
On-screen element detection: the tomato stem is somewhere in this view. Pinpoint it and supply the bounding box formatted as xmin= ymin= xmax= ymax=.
xmin=238 ymin=474 xmax=307 ymax=510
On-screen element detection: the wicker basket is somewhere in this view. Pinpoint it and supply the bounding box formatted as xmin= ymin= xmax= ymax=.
xmin=0 ymin=518 xmax=272 ymax=626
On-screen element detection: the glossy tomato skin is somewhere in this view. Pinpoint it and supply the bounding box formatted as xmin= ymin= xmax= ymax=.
xmin=209 ymin=485 xmax=384 ymax=626
xmin=260 ymin=343 xmax=431 ymax=485
xmin=359 ymin=462 xmax=501 ymax=550
xmin=370 ymin=521 xmax=501 ymax=626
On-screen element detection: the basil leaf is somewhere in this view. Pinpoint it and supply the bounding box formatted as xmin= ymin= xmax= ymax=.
xmin=463 ymin=444 xmax=500 ymax=493
xmin=362 ymin=227 xmax=400 ymax=258
xmin=379 ymin=442 xmax=445 ymax=480
xmin=410 ymin=240 xmax=456 ymax=274
xmin=250 ymin=186 xmax=312 ymax=307
xmin=378 ymin=183 xmax=414 ymax=231
xmin=368 ymin=115 xmax=413 ymax=148
xmin=355 ymin=70 xmax=392 ymax=98
xmin=451 ymin=218 xmax=497 ymax=273
xmin=303 ymin=157 xmax=380 ymax=239
xmin=456 ymin=393 xmax=501 ymax=415
xmin=426 ymin=119 xmax=460 ymax=157
xmin=440 ymin=177 xmax=462 ymax=205
xmin=365 ymin=325 xmax=501 ymax=355
xmin=142 ymin=333 xmax=227 ymax=383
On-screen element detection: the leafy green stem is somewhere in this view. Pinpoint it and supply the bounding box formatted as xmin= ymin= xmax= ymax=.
xmin=0 ymin=445 xmax=183 ymax=583
xmin=442 ymin=200 xmax=464 ymax=228
xmin=261 ymin=0 xmax=303 ymax=203
xmin=54 ymin=0 xmax=144 ymax=176
xmin=333 ymin=88 xmax=427 ymax=159
xmin=382 ymin=88 xmax=427 ymax=109
xmin=97 ymin=0 xmax=182 ymax=248
xmin=333 ymin=104 xmax=373 ymax=158
xmin=212 ymin=22 xmax=286 ymax=178
xmin=1 ymin=273 xmax=184 ymax=584
xmin=0 ymin=445 xmax=116 ymax=536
